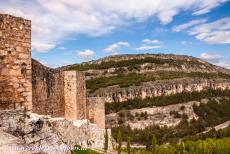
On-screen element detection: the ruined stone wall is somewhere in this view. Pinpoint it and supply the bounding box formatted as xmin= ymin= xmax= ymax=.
xmin=87 ymin=97 xmax=105 ymax=129
xmin=0 ymin=14 xmax=32 ymax=110
xmin=64 ymin=71 xmax=86 ymax=120
xmin=32 ymin=60 xmax=65 ymax=117
xmin=90 ymin=78 xmax=230 ymax=103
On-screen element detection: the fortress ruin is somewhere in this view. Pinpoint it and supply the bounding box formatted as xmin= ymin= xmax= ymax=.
xmin=0 ymin=14 xmax=105 ymax=129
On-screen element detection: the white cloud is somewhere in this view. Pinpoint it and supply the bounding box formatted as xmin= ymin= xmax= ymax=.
xmin=58 ymin=46 xmax=66 ymax=50
xmin=32 ymin=42 xmax=56 ymax=53
xmin=189 ymin=18 xmax=230 ymax=44
xmin=0 ymin=0 xmax=227 ymax=52
xmin=142 ymin=39 xmax=160 ymax=44
xmin=136 ymin=45 xmax=162 ymax=51
xmin=200 ymin=53 xmax=222 ymax=62
xmin=172 ymin=19 xmax=207 ymax=32
xmin=200 ymin=53 xmax=230 ymax=69
xmin=77 ymin=49 xmax=95 ymax=58
xmin=181 ymin=41 xmax=193 ymax=45
xmin=104 ymin=41 xmax=129 ymax=53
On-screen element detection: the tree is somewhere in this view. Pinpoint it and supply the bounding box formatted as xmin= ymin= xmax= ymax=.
xmin=151 ymin=134 xmax=157 ymax=154
xmin=104 ymin=129 xmax=108 ymax=152
xmin=117 ymin=129 xmax=122 ymax=154
xmin=127 ymin=137 xmax=131 ymax=154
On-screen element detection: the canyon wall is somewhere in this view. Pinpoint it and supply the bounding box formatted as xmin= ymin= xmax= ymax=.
xmin=90 ymin=78 xmax=230 ymax=103
xmin=0 ymin=14 xmax=32 ymax=110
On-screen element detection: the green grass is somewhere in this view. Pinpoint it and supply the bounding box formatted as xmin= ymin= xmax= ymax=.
xmin=71 ymin=145 xmax=101 ymax=154
xmin=105 ymin=89 xmax=230 ymax=114
xmin=86 ymin=71 xmax=230 ymax=92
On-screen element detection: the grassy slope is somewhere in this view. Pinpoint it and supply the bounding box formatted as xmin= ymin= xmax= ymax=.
xmin=87 ymin=71 xmax=230 ymax=92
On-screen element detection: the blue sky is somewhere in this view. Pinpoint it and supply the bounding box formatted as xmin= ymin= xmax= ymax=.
xmin=0 ymin=0 xmax=230 ymax=68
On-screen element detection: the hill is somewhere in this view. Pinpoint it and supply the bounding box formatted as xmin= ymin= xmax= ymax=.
xmin=60 ymin=53 xmax=230 ymax=148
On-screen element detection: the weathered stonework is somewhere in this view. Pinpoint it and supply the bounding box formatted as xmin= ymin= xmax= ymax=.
xmin=0 ymin=14 xmax=106 ymax=130
xmin=87 ymin=97 xmax=105 ymax=129
xmin=0 ymin=14 xmax=32 ymax=110
xmin=32 ymin=60 xmax=65 ymax=117
xmin=64 ymin=71 xmax=86 ymax=120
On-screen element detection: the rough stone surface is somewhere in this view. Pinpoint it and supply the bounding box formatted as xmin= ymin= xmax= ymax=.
xmin=32 ymin=60 xmax=65 ymax=117
xmin=0 ymin=110 xmax=70 ymax=154
xmin=0 ymin=14 xmax=32 ymax=110
xmin=52 ymin=119 xmax=112 ymax=150
xmin=64 ymin=71 xmax=86 ymax=120
xmin=90 ymin=78 xmax=230 ymax=103
xmin=87 ymin=97 xmax=105 ymax=129
xmin=0 ymin=110 xmax=112 ymax=153
xmin=106 ymin=101 xmax=200 ymax=129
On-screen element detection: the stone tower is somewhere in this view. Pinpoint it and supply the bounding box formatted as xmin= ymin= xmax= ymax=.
xmin=64 ymin=71 xmax=87 ymax=120
xmin=0 ymin=14 xmax=32 ymax=110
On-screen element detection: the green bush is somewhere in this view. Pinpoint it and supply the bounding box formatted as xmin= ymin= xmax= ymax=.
xmin=111 ymin=98 xmax=230 ymax=147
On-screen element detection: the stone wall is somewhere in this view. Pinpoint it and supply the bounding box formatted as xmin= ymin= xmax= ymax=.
xmin=32 ymin=60 xmax=65 ymax=117
xmin=64 ymin=71 xmax=86 ymax=120
xmin=90 ymin=78 xmax=230 ymax=103
xmin=0 ymin=14 xmax=32 ymax=110
xmin=87 ymin=97 xmax=105 ymax=129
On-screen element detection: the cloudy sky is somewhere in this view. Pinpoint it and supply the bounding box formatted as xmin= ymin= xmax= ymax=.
xmin=0 ymin=0 xmax=230 ymax=68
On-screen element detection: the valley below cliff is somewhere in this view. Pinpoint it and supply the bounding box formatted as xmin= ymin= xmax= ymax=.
xmin=63 ymin=54 xmax=230 ymax=149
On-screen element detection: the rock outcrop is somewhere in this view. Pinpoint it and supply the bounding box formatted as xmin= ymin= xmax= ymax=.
xmin=90 ymin=78 xmax=230 ymax=103
xmin=0 ymin=110 xmax=112 ymax=154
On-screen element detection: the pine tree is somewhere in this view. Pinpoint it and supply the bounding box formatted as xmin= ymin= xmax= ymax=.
xmin=151 ymin=134 xmax=157 ymax=154
xmin=104 ymin=129 xmax=108 ymax=152
xmin=117 ymin=129 xmax=122 ymax=154
xmin=127 ymin=137 xmax=131 ymax=154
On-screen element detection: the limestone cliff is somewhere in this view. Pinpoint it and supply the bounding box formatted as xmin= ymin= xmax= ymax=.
xmin=89 ymin=78 xmax=230 ymax=103
xmin=61 ymin=54 xmax=230 ymax=104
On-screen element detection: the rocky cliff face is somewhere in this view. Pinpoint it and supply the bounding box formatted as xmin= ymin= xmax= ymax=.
xmin=90 ymin=78 xmax=230 ymax=103
xmin=0 ymin=110 xmax=112 ymax=154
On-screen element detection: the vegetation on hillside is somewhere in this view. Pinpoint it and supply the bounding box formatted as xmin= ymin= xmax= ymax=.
xmin=125 ymin=137 xmax=230 ymax=154
xmin=86 ymin=71 xmax=230 ymax=92
xmin=112 ymin=98 xmax=230 ymax=148
xmin=105 ymin=89 xmax=230 ymax=113
xmin=68 ymin=57 xmax=205 ymax=71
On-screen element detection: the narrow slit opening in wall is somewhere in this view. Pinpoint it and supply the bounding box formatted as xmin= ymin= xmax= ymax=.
xmin=20 ymin=101 xmax=23 ymax=108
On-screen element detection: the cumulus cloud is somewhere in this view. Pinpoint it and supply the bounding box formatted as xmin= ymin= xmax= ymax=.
xmin=0 ymin=0 xmax=227 ymax=52
xmin=32 ymin=42 xmax=56 ymax=53
xmin=77 ymin=49 xmax=95 ymax=58
xmin=200 ymin=53 xmax=222 ymax=63
xmin=181 ymin=41 xmax=193 ymax=45
xmin=200 ymin=53 xmax=230 ymax=69
xmin=136 ymin=38 xmax=163 ymax=51
xmin=172 ymin=19 xmax=207 ymax=32
xmin=189 ymin=18 xmax=230 ymax=44
xmin=142 ymin=39 xmax=160 ymax=44
xmin=104 ymin=41 xmax=129 ymax=53
xmin=136 ymin=45 xmax=162 ymax=51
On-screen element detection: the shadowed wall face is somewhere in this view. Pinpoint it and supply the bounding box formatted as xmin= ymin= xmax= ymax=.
xmin=32 ymin=60 xmax=65 ymax=117
xmin=87 ymin=97 xmax=105 ymax=129
xmin=0 ymin=14 xmax=32 ymax=110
